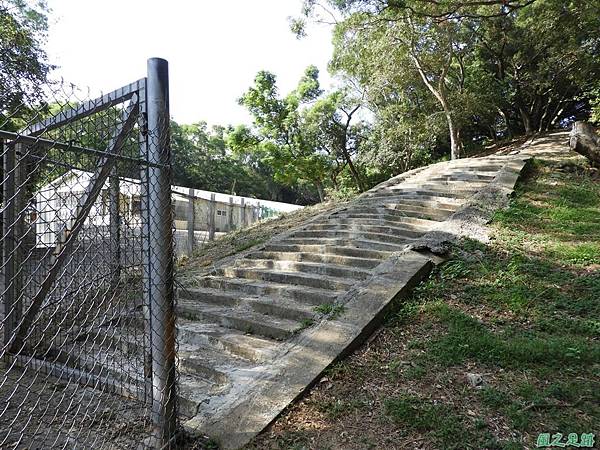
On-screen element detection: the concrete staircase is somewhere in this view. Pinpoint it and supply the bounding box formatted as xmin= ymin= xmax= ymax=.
xmin=175 ymin=153 xmax=530 ymax=448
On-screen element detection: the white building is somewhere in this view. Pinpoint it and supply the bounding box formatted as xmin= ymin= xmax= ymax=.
xmin=35 ymin=169 xmax=303 ymax=248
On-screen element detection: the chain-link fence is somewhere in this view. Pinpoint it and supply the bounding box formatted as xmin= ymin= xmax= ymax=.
xmin=1 ymin=58 xmax=178 ymax=448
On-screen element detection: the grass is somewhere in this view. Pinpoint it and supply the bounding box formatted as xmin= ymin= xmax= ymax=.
xmin=421 ymin=302 xmax=599 ymax=368
xmin=246 ymin=144 xmax=600 ymax=449
xmin=384 ymin=395 xmax=470 ymax=449
xmin=313 ymin=303 xmax=345 ymax=319
xmin=295 ymin=318 xmax=315 ymax=333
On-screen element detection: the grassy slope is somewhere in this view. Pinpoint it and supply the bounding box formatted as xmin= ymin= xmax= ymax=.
xmin=245 ymin=155 xmax=600 ymax=449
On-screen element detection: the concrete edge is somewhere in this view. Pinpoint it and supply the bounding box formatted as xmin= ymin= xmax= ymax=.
xmin=183 ymin=250 xmax=436 ymax=449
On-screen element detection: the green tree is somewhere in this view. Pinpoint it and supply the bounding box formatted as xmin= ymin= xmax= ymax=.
xmin=297 ymin=0 xmax=600 ymax=165
xmin=239 ymin=67 xmax=333 ymax=201
xmin=318 ymin=2 xmax=503 ymax=159
xmin=170 ymin=120 xmax=299 ymax=202
xmin=302 ymin=89 xmax=368 ymax=191
xmin=473 ymin=0 xmax=600 ymax=133
xmin=0 ymin=0 xmax=51 ymax=117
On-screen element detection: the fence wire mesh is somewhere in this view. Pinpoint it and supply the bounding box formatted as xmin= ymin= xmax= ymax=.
xmin=1 ymin=59 xmax=178 ymax=448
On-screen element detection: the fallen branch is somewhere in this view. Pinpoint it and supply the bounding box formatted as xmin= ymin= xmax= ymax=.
xmin=519 ymin=396 xmax=593 ymax=413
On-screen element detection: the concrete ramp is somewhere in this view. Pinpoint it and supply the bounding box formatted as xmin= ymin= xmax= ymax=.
xmin=177 ymin=152 xmax=531 ymax=448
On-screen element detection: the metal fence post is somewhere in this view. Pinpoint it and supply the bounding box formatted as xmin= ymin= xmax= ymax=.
xmin=208 ymin=193 xmax=215 ymax=241
xmin=187 ymin=188 xmax=194 ymax=256
xmin=228 ymin=197 xmax=234 ymax=231
xmin=144 ymin=57 xmax=177 ymax=447
xmin=2 ymin=142 xmax=24 ymax=350
xmin=109 ymin=169 xmax=121 ymax=288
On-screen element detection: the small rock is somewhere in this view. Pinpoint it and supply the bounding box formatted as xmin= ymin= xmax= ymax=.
xmin=466 ymin=372 xmax=485 ymax=388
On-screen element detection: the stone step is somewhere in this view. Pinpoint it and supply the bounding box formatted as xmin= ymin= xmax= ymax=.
xmin=290 ymin=229 xmax=423 ymax=244
xmin=312 ymin=216 xmax=440 ymax=229
xmin=386 ymin=202 xmax=457 ymax=216
xmin=381 ymin=187 xmax=474 ymax=199
xmin=179 ymin=286 xmax=315 ymax=321
xmin=261 ymin=244 xmax=391 ymax=260
xmin=48 ymin=342 xmax=144 ymax=388
xmin=304 ymin=222 xmax=429 ymax=235
xmin=86 ymin=321 xmax=281 ymax=369
xmin=177 ymin=298 xmax=301 ymax=340
xmin=429 ymin=173 xmax=495 ymax=182
xmin=398 ymin=180 xmax=489 ymax=189
xmin=179 ymin=375 xmax=227 ymax=418
xmin=332 ymin=210 xmax=450 ymax=223
xmin=194 ymin=276 xmax=338 ymax=306
xmin=233 ymin=258 xmax=372 ymax=280
xmin=431 ymin=170 xmax=497 ymax=178
xmin=361 ymin=193 xmax=464 ymax=208
xmin=385 ymin=185 xmax=481 ymax=197
xmin=215 ymin=267 xmax=356 ymax=291
xmin=5 ymin=353 xmax=145 ymax=404
xmin=354 ymin=196 xmax=461 ymax=211
xmin=83 ymin=328 xmax=144 ymax=355
xmin=176 ymin=321 xmax=280 ymax=363
xmin=277 ymin=237 xmax=410 ymax=253
xmin=332 ymin=206 xmax=415 ymax=220
xmin=444 ymin=162 xmax=504 ymax=171
xmin=247 ymin=250 xmax=382 ymax=269
xmin=177 ymin=343 xmax=254 ymax=385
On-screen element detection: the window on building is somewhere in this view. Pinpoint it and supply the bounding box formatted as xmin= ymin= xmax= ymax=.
xmin=217 ymin=210 xmax=226 ymax=217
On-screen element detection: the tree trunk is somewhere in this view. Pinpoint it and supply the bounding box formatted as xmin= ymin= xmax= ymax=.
xmin=570 ymin=122 xmax=600 ymax=168
xmin=446 ymin=112 xmax=463 ymax=160
xmin=409 ymin=49 xmax=462 ymax=159
xmin=343 ymin=150 xmax=365 ymax=192
xmin=519 ymin=106 xmax=534 ymax=134
xmin=498 ymin=108 xmax=513 ymax=138
xmin=315 ymin=180 xmax=325 ymax=202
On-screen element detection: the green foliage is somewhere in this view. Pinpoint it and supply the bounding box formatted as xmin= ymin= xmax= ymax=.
xmin=237 ymin=67 xmax=369 ymax=202
xmin=296 ymin=0 xmax=600 ymax=174
xmin=1 ymin=0 xmax=51 ymax=122
xmin=318 ymin=397 xmax=367 ymax=419
xmin=385 ymin=395 xmax=469 ymax=449
xmin=424 ymin=303 xmax=600 ymax=368
xmin=296 ymin=318 xmax=315 ymax=332
xmin=170 ymin=120 xmax=298 ymax=202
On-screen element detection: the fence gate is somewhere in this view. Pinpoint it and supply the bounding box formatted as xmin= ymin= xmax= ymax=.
xmin=0 ymin=58 xmax=177 ymax=448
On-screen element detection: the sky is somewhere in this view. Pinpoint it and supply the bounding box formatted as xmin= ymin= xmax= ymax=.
xmin=45 ymin=0 xmax=335 ymax=126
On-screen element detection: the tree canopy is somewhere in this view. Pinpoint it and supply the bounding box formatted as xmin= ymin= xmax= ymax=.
xmin=0 ymin=0 xmax=51 ymax=117
xmin=293 ymin=0 xmax=600 ymax=172
xmin=2 ymin=0 xmax=599 ymax=205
